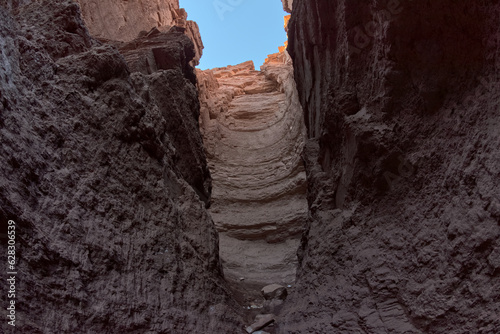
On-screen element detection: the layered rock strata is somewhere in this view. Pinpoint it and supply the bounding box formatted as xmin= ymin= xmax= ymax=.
xmin=0 ymin=1 xmax=241 ymax=332
xmin=74 ymin=0 xmax=203 ymax=65
xmin=279 ymin=0 xmax=500 ymax=333
xmin=197 ymin=55 xmax=307 ymax=301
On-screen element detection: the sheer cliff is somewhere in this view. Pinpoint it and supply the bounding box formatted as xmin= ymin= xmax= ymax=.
xmin=1 ymin=0 xmax=499 ymax=333
xmin=279 ymin=0 xmax=500 ymax=333
xmin=197 ymin=55 xmax=307 ymax=305
xmin=0 ymin=0 xmax=241 ymax=332
xmin=74 ymin=0 xmax=204 ymax=65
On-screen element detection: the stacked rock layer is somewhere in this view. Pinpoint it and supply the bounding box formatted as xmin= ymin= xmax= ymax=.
xmin=197 ymin=55 xmax=307 ymax=300
xmin=74 ymin=0 xmax=204 ymax=65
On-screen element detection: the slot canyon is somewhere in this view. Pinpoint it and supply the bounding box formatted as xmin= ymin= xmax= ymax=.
xmin=0 ymin=0 xmax=499 ymax=333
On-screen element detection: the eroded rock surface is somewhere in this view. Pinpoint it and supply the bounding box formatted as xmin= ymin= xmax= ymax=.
xmin=74 ymin=0 xmax=203 ymax=65
xmin=0 ymin=1 xmax=241 ymax=332
xmin=279 ymin=0 xmax=500 ymax=333
xmin=197 ymin=56 xmax=307 ymax=301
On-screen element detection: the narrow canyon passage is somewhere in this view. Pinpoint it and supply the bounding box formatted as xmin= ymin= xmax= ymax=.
xmin=2 ymin=0 xmax=500 ymax=332
xmin=197 ymin=55 xmax=307 ymax=305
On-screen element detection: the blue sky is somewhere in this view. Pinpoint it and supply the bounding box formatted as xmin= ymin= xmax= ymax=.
xmin=180 ymin=0 xmax=287 ymax=70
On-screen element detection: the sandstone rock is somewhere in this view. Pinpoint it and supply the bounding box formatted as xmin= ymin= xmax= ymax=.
xmin=245 ymin=314 xmax=275 ymax=333
xmin=74 ymin=0 xmax=203 ymax=65
xmin=120 ymin=26 xmax=197 ymax=81
xmin=261 ymin=284 xmax=287 ymax=300
xmin=282 ymin=0 xmax=292 ymax=13
xmin=117 ymin=25 xmax=210 ymax=205
xmin=197 ymin=58 xmax=307 ymax=296
xmin=279 ymin=0 xmax=500 ymax=333
xmin=198 ymin=60 xmax=307 ymax=242
xmin=0 ymin=1 xmax=240 ymax=332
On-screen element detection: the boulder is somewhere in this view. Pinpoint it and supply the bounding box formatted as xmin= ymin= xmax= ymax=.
xmin=261 ymin=284 xmax=288 ymax=300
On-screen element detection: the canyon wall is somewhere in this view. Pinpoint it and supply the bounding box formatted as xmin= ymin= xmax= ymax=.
xmin=0 ymin=0 xmax=241 ymax=332
xmin=74 ymin=0 xmax=204 ymax=65
xmin=280 ymin=0 xmax=500 ymax=333
xmin=197 ymin=55 xmax=308 ymax=304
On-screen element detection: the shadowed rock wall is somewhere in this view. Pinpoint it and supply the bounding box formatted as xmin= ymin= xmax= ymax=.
xmin=279 ymin=0 xmax=500 ymax=333
xmin=0 ymin=1 xmax=241 ymax=332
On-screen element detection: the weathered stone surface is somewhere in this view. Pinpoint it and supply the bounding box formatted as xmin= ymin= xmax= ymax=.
xmin=198 ymin=59 xmax=307 ymax=242
xmin=261 ymin=284 xmax=287 ymax=300
xmin=278 ymin=0 xmax=500 ymax=333
xmin=197 ymin=57 xmax=307 ymax=300
xmin=74 ymin=0 xmax=175 ymax=41
xmin=74 ymin=0 xmax=203 ymax=65
xmin=119 ymin=27 xmax=194 ymax=77
xmin=0 ymin=1 xmax=241 ymax=332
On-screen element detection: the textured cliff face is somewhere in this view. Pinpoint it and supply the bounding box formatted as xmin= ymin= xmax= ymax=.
xmin=74 ymin=0 xmax=203 ymax=65
xmin=74 ymin=0 xmax=178 ymax=41
xmin=197 ymin=56 xmax=307 ymax=304
xmin=0 ymin=1 xmax=241 ymax=332
xmin=280 ymin=0 xmax=500 ymax=333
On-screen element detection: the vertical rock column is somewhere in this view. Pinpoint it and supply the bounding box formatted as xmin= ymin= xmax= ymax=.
xmin=197 ymin=55 xmax=307 ymax=303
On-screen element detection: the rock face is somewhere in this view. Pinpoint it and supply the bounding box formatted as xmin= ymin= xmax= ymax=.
xmin=197 ymin=56 xmax=307 ymax=300
xmin=74 ymin=0 xmax=178 ymax=40
xmin=281 ymin=0 xmax=292 ymax=13
xmin=261 ymin=284 xmax=287 ymax=300
xmin=74 ymin=0 xmax=204 ymax=65
xmin=279 ymin=0 xmax=500 ymax=333
xmin=0 ymin=1 xmax=241 ymax=332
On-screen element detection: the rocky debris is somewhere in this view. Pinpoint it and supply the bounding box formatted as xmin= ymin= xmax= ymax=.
xmin=197 ymin=58 xmax=307 ymax=300
xmin=0 ymin=1 xmax=241 ymax=332
xmin=278 ymin=0 xmax=500 ymax=333
xmin=264 ymin=298 xmax=284 ymax=314
xmin=245 ymin=314 xmax=275 ymax=333
xmin=261 ymin=284 xmax=287 ymax=300
xmin=117 ymin=27 xmax=210 ymax=205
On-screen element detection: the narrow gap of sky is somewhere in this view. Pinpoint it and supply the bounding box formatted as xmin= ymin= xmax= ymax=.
xmin=180 ymin=0 xmax=287 ymax=70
